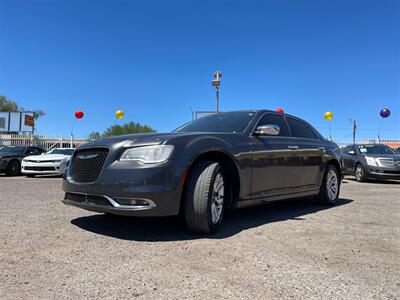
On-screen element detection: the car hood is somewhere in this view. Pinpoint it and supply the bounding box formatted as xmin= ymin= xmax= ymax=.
xmin=82 ymin=132 xmax=198 ymax=148
xmin=25 ymin=154 xmax=71 ymax=161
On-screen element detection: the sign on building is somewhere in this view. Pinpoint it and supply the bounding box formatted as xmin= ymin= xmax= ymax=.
xmin=24 ymin=115 xmax=35 ymax=127
xmin=0 ymin=112 xmax=35 ymax=133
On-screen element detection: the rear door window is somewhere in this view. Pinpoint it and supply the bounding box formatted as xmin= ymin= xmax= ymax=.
xmin=286 ymin=118 xmax=318 ymax=139
xmin=256 ymin=114 xmax=290 ymax=137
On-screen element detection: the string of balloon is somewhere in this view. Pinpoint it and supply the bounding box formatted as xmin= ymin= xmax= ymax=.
xmin=68 ymin=107 xmax=392 ymax=139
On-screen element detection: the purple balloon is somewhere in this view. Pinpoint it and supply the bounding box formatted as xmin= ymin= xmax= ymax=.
xmin=380 ymin=108 xmax=391 ymax=118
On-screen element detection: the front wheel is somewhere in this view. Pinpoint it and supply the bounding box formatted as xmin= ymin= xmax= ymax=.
xmin=316 ymin=164 xmax=340 ymax=205
xmin=184 ymin=161 xmax=225 ymax=234
xmin=355 ymin=164 xmax=366 ymax=182
xmin=6 ymin=160 xmax=20 ymax=176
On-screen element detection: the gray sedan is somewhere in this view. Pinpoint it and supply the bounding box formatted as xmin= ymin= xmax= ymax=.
xmin=62 ymin=110 xmax=343 ymax=233
xmin=342 ymin=144 xmax=400 ymax=182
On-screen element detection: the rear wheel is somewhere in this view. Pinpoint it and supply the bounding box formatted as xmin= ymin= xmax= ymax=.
xmin=316 ymin=164 xmax=340 ymax=205
xmin=355 ymin=164 xmax=366 ymax=182
xmin=6 ymin=160 xmax=20 ymax=176
xmin=184 ymin=161 xmax=226 ymax=234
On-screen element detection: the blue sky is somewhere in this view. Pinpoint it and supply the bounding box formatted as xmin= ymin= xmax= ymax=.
xmin=1 ymin=0 xmax=399 ymax=140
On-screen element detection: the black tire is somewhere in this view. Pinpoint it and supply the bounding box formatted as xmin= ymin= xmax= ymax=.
xmin=6 ymin=160 xmax=21 ymax=176
xmin=355 ymin=163 xmax=366 ymax=182
xmin=184 ymin=161 xmax=226 ymax=234
xmin=316 ymin=164 xmax=340 ymax=205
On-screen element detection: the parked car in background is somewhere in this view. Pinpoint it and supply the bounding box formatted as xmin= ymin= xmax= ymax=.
xmin=342 ymin=143 xmax=400 ymax=182
xmin=0 ymin=146 xmax=45 ymax=176
xmin=22 ymin=148 xmax=75 ymax=177
xmin=396 ymin=147 xmax=400 ymax=154
xmin=62 ymin=110 xmax=343 ymax=233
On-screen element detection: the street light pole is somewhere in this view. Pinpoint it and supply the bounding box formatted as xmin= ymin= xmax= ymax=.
xmin=212 ymin=71 xmax=222 ymax=113
xmin=350 ymin=119 xmax=357 ymax=144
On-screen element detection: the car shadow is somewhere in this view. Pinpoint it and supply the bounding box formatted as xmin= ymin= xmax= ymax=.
xmin=71 ymin=198 xmax=353 ymax=242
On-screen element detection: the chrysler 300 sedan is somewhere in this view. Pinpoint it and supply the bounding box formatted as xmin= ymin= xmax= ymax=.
xmin=62 ymin=110 xmax=343 ymax=233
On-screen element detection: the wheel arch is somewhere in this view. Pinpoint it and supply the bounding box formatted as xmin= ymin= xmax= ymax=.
xmin=327 ymin=159 xmax=342 ymax=180
xmin=180 ymin=150 xmax=241 ymax=211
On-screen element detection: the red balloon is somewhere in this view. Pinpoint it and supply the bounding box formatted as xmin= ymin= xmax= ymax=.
xmin=74 ymin=110 xmax=84 ymax=119
xmin=276 ymin=108 xmax=284 ymax=113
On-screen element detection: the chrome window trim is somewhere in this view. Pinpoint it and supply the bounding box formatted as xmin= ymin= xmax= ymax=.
xmin=249 ymin=112 xmax=292 ymax=138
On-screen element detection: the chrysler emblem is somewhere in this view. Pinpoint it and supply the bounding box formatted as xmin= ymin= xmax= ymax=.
xmin=77 ymin=153 xmax=98 ymax=160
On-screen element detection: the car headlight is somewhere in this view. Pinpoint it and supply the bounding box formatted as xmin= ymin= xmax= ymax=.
xmin=365 ymin=156 xmax=378 ymax=166
xmin=120 ymin=145 xmax=174 ymax=164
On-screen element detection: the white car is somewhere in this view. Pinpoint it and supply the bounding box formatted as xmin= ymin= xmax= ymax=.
xmin=21 ymin=148 xmax=75 ymax=177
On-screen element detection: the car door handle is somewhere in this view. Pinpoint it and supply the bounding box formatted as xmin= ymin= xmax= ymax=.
xmin=288 ymin=145 xmax=299 ymax=150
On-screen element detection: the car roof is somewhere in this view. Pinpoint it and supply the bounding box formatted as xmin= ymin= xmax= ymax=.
xmin=224 ymin=109 xmax=302 ymax=119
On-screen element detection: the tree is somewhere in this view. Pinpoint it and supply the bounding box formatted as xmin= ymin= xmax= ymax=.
xmin=0 ymin=95 xmax=45 ymax=120
xmin=89 ymin=121 xmax=156 ymax=139
xmin=0 ymin=95 xmax=19 ymax=111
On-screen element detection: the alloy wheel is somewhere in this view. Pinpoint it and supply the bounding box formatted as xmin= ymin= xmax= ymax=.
xmin=356 ymin=165 xmax=363 ymax=181
xmin=211 ymin=173 xmax=224 ymax=224
xmin=326 ymin=169 xmax=338 ymax=200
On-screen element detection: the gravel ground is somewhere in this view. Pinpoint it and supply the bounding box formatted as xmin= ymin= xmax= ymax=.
xmin=0 ymin=175 xmax=399 ymax=299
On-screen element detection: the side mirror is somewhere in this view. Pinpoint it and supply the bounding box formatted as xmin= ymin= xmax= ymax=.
xmin=254 ymin=124 xmax=280 ymax=136
xmin=348 ymin=150 xmax=355 ymax=155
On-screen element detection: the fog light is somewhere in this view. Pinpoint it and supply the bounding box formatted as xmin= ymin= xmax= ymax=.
xmin=115 ymin=198 xmax=150 ymax=206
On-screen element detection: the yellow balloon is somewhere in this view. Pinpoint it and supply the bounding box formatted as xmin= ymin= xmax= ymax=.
xmin=115 ymin=110 xmax=124 ymax=119
xmin=323 ymin=111 xmax=333 ymax=121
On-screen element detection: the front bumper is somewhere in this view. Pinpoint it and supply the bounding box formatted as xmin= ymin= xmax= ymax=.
xmin=21 ymin=161 xmax=67 ymax=175
xmin=365 ymin=166 xmax=400 ymax=180
xmin=62 ymin=193 xmax=158 ymax=216
xmin=62 ymin=160 xmax=184 ymax=217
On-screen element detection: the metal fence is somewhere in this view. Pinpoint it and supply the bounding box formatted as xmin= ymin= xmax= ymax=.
xmin=333 ymin=139 xmax=400 ymax=149
xmin=0 ymin=133 xmax=399 ymax=151
xmin=0 ymin=134 xmax=89 ymax=150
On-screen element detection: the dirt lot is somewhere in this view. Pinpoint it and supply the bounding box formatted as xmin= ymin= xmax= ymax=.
xmin=0 ymin=175 xmax=399 ymax=299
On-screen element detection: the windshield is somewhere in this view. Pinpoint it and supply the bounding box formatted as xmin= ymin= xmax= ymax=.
xmin=174 ymin=112 xmax=255 ymax=133
xmin=0 ymin=146 xmax=27 ymax=154
xmin=46 ymin=149 xmax=74 ymax=155
xmin=357 ymin=144 xmax=395 ymax=155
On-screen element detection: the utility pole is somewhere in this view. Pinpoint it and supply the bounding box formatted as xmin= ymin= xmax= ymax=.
xmin=212 ymin=71 xmax=222 ymax=113
xmin=350 ymin=119 xmax=357 ymax=144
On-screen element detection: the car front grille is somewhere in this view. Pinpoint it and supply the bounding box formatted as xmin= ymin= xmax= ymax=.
xmin=24 ymin=166 xmax=56 ymax=171
xmin=378 ymin=158 xmax=395 ymax=167
xmin=70 ymin=148 xmax=109 ymax=183
xmin=25 ymin=160 xmax=60 ymax=163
